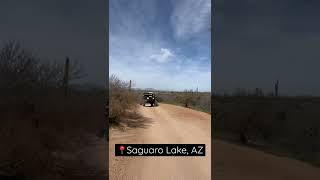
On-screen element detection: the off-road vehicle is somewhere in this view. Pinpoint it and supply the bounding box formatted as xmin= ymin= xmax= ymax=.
xmin=141 ymin=92 xmax=158 ymax=107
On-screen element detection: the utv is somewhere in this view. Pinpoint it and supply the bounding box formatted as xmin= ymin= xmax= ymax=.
xmin=141 ymin=92 xmax=158 ymax=107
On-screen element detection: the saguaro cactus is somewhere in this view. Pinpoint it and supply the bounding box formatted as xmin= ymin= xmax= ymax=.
xmin=275 ymin=80 xmax=279 ymax=96
xmin=63 ymin=57 xmax=70 ymax=97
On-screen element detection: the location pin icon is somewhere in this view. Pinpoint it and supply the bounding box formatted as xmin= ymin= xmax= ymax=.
xmin=119 ymin=145 xmax=125 ymax=155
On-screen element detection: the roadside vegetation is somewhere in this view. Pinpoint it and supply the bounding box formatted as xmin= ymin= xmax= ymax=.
xmin=109 ymin=75 xmax=146 ymax=129
xmin=0 ymin=41 xmax=107 ymax=179
xmin=156 ymin=90 xmax=211 ymax=114
xmin=213 ymin=90 xmax=320 ymax=167
xmin=109 ymin=77 xmax=211 ymax=129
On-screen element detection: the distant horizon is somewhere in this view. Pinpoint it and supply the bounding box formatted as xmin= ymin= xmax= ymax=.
xmin=73 ymin=81 xmax=320 ymax=97
xmin=132 ymin=87 xmax=211 ymax=93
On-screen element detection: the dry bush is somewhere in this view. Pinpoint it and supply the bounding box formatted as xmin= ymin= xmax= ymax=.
xmin=157 ymin=90 xmax=211 ymax=113
xmin=213 ymin=95 xmax=320 ymax=166
xmin=179 ymin=90 xmax=196 ymax=108
xmin=109 ymin=74 xmax=138 ymax=125
xmin=0 ymin=41 xmax=106 ymax=179
xmin=0 ymin=41 xmax=86 ymax=97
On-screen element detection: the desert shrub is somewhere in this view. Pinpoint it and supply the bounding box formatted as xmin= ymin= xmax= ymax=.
xmin=156 ymin=94 xmax=163 ymax=102
xmin=109 ymin=74 xmax=138 ymax=124
xmin=0 ymin=41 xmax=106 ymax=179
xmin=213 ymin=95 xmax=320 ymax=166
xmin=156 ymin=90 xmax=211 ymax=113
xmin=0 ymin=41 xmax=85 ymax=95
xmin=178 ymin=90 xmax=196 ymax=108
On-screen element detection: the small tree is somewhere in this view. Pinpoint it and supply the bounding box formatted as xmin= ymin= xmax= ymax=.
xmin=0 ymin=41 xmax=86 ymax=96
xmin=179 ymin=89 xmax=195 ymax=108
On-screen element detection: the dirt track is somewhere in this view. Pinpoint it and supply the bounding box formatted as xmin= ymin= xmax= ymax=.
xmin=213 ymin=140 xmax=320 ymax=180
xmin=109 ymin=103 xmax=320 ymax=180
xmin=109 ymin=103 xmax=211 ymax=180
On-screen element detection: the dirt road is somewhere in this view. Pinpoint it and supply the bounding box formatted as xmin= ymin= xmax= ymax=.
xmin=213 ymin=140 xmax=320 ymax=180
xmin=109 ymin=103 xmax=320 ymax=180
xmin=109 ymin=103 xmax=211 ymax=180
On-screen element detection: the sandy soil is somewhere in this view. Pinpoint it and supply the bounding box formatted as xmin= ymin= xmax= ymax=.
xmin=109 ymin=103 xmax=211 ymax=180
xmin=213 ymin=139 xmax=320 ymax=180
xmin=109 ymin=103 xmax=320 ymax=180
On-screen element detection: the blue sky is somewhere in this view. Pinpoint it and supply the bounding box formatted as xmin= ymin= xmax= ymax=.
xmin=109 ymin=0 xmax=211 ymax=92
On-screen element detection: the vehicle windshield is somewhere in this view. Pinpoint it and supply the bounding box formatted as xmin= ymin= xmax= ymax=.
xmin=144 ymin=94 xmax=153 ymax=96
xmin=143 ymin=93 xmax=154 ymax=98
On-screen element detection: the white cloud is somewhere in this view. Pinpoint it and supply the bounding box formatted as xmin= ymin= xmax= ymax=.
xmin=109 ymin=32 xmax=211 ymax=91
xmin=110 ymin=54 xmax=211 ymax=92
xmin=150 ymin=48 xmax=175 ymax=63
xmin=109 ymin=0 xmax=211 ymax=92
xmin=171 ymin=0 xmax=211 ymax=39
